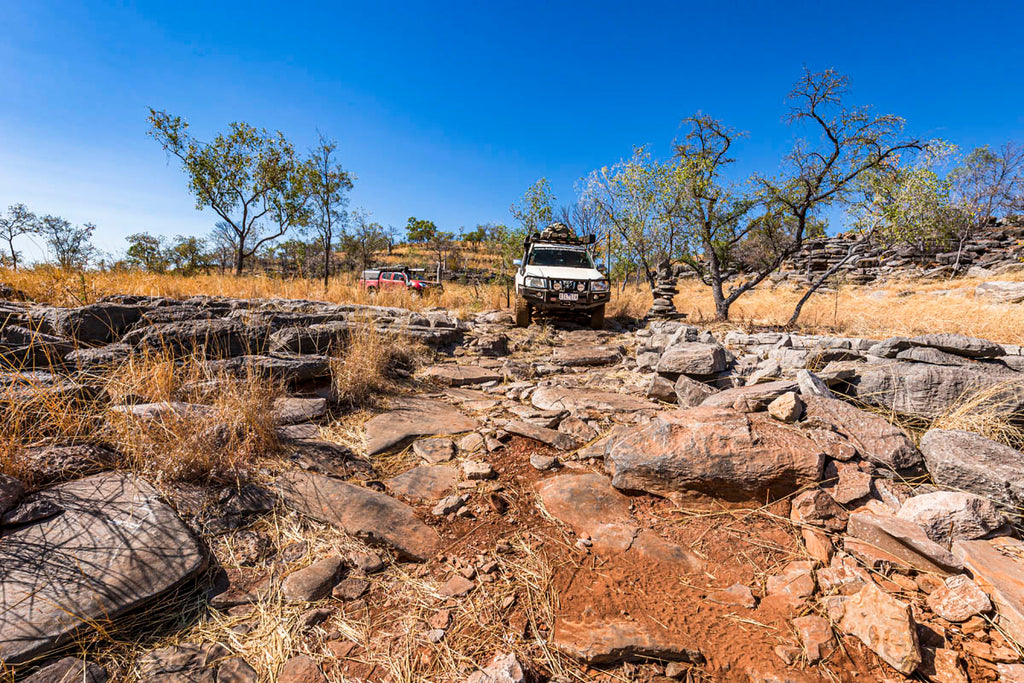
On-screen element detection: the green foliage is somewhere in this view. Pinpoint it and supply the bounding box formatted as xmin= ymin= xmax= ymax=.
xmin=125 ymin=232 xmax=170 ymax=273
xmin=342 ymin=211 xmax=389 ymax=271
xmin=307 ymin=135 xmax=354 ymax=287
xmin=39 ymin=215 xmax=95 ymax=271
xmin=510 ymin=178 xmax=556 ymax=235
xmin=147 ymin=109 xmax=311 ymax=275
xmin=406 ymin=217 xmax=438 ymax=243
xmin=167 ymin=236 xmax=211 ymax=275
xmin=0 ymin=203 xmax=39 ymax=270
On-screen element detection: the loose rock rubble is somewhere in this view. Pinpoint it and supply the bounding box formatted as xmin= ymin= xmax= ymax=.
xmin=2 ymin=291 xmax=1024 ymax=682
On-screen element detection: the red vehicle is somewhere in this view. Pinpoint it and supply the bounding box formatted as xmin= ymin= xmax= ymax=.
xmin=358 ymin=267 xmax=439 ymax=294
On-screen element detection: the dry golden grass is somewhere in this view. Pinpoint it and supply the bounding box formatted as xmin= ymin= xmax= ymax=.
xmin=5 ymin=265 xmax=1023 ymax=343
xmin=329 ymin=323 xmax=429 ymax=409
xmin=930 ymin=379 xmax=1024 ymax=450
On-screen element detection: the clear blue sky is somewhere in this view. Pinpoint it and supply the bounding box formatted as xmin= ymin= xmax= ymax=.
xmin=2 ymin=0 xmax=1022 ymax=261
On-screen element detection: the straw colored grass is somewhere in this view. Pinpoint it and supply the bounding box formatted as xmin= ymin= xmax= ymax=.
xmin=930 ymin=379 xmax=1024 ymax=450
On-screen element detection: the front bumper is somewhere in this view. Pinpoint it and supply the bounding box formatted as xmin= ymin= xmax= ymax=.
xmin=522 ymin=287 xmax=610 ymax=310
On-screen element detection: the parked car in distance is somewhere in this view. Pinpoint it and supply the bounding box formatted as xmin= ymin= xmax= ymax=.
xmin=358 ymin=267 xmax=440 ymax=294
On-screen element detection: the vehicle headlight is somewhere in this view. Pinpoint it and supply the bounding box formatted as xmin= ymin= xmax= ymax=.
xmin=524 ymin=276 xmax=547 ymax=289
xmin=591 ymin=280 xmax=610 ymax=292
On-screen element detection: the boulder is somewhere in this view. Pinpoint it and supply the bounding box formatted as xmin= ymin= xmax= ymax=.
xmin=0 ymin=473 xmax=206 ymax=664
xmin=803 ymin=396 xmax=922 ymax=470
xmin=646 ymin=374 xmax=677 ymax=403
xmin=655 ymin=342 xmax=727 ymax=377
xmin=282 ymin=556 xmax=346 ymax=602
xmin=673 ymin=375 xmax=718 ymax=406
xmin=125 ymin=318 xmax=264 ymax=359
xmin=43 ymin=302 xmax=144 ymax=344
xmin=22 ymin=657 xmax=108 ymax=683
xmin=849 ymin=361 xmax=1024 ymax=420
xmin=796 ymin=369 xmax=833 ymax=399
xmin=767 ymin=392 xmax=804 ymax=422
xmin=699 ymin=380 xmax=798 ymax=410
xmin=897 ymin=491 xmax=1006 ymax=546
xmin=279 ymin=470 xmax=440 ymax=561
xmin=837 ymin=582 xmax=921 ymax=674
xmin=204 ymin=354 xmax=331 ymax=384
xmin=920 ymin=429 xmax=1024 ymax=511
xmin=606 ymin=406 xmax=824 ymax=501
xmin=908 ymin=333 xmax=1004 ymax=358
xmin=976 ymin=281 xmax=1024 ymax=304
xmin=363 ymin=397 xmax=478 ymax=456
xmin=846 ymin=512 xmax=963 ymax=574
xmin=536 ymin=473 xmax=702 ymax=571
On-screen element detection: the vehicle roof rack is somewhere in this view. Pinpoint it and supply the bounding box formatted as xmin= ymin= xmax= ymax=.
xmin=524 ymin=232 xmax=596 ymax=248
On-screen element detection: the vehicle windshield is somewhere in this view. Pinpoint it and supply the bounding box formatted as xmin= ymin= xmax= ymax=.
xmin=527 ymin=247 xmax=593 ymax=268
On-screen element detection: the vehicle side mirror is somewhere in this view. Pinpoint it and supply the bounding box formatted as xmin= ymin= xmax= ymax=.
xmin=512 ymin=259 xmax=522 ymax=267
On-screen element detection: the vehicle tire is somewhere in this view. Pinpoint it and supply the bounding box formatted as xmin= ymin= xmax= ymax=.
xmin=514 ymin=295 xmax=532 ymax=328
xmin=589 ymin=304 xmax=605 ymax=330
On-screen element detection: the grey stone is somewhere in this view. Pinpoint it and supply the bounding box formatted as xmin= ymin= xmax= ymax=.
xmin=279 ymin=470 xmax=440 ymax=561
xmin=22 ymin=657 xmax=107 ymax=683
xmin=898 ymin=491 xmax=1006 ymax=546
xmin=0 ymin=473 xmax=206 ymax=664
xmin=976 ymin=281 xmax=1024 ymax=304
xmin=796 ymin=369 xmax=833 ymax=398
xmin=847 ymin=511 xmax=963 ymax=574
xmin=646 ymin=374 xmax=677 ymax=403
xmin=920 ymin=429 xmax=1024 ymax=512
xmin=909 ymin=333 xmax=1004 ymax=358
xmin=386 ymin=465 xmax=458 ymax=501
xmin=673 ymin=374 xmax=718 ymax=406
xmin=530 ymin=386 xmax=658 ymax=415
xmin=273 ymin=397 xmax=328 ymax=425
xmin=44 ymin=302 xmax=143 ymax=344
xmin=0 ymin=473 xmax=24 ymax=516
xmin=504 ymin=420 xmax=577 ymax=450
xmin=699 ymin=380 xmax=798 ymax=410
xmin=282 ymin=556 xmax=345 ymax=602
xmin=422 ymin=364 xmax=502 ymax=387
xmin=363 ymin=397 xmax=478 ymax=456
xmin=803 ymin=396 xmax=922 ymax=470
xmin=606 ymin=406 xmax=824 ymax=501
xmin=414 ymin=437 xmax=456 ymax=463
xmin=655 ymin=342 xmax=727 ymax=377
xmin=552 ymin=345 xmax=622 ymax=367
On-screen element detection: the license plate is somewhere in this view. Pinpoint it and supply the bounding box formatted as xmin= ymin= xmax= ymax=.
xmin=558 ymin=293 xmax=579 ymax=301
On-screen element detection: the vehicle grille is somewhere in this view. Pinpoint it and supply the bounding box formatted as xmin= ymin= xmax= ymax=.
xmin=556 ymin=279 xmax=587 ymax=292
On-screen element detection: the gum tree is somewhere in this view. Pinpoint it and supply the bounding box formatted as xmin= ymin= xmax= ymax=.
xmin=0 ymin=204 xmax=39 ymax=271
xmin=307 ymin=134 xmax=354 ymax=290
xmin=148 ymin=110 xmax=310 ymax=275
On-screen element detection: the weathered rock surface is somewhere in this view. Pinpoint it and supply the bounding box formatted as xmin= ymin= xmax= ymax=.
xmin=282 ymin=556 xmax=346 ymax=602
xmin=279 ymin=470 xmax=440 ymax=561
xmin=386 ymin=465 xmax=458 ymax=501
xmin=837 ymin=582 xmax=921 ymax=674
xmin=504 ymin=419 xmax=577 ymax=450
xmin=422 ymin=364 xmax=501 ymax=386
xmin=0 ymin=473 xmax=206 ymax=664
xmin=699 ymin=380 xmax=798 ymax=410
xmin=897 ymin=491 xmax=1006 ymax=546
xmin=655 ymin=342 xmax=727 ymax=377
xmin=976 ymin=280 xmax=1024 ymax=304
xmin=803 ymin=396 xmax=922 ymax=470
xmin=926 ymin=574 xmax=992 ymax=622
xmin=553 ymin=618 xmax=703 ymax=665
xmin=363 ymin=397 xmax=478 ymax=456
xmin=846 ymin=512 xmax=963 ymax=574
xmin=955 ymin=537 xmax=1024 ymax=643
xmin=22 ymin=657 xmax=108 ymax=683
xmin=606 ymin=406 xmax=824 ymax=500
xmin=465 ymin=652 xmax=525 ymax=683
xmin=530 ymin=386 xmax=658 ymax=415
xmin=920 ymin=429 xmax=1024 ymax=511
xmin=552 ymin=345 xmax=622 ymax=367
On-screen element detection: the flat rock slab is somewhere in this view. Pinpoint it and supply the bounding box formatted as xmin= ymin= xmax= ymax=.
xmin=700 ymin=380 xmax=798 ymax=410
xmin=955 ymin=536 xmax=1024 ymax=643
xmin=421 ymin=364 xmax=501 ymax=387
xmin=279 ymin=470 xmax=440 ymax=561
xmin=804 ymin=397 xmax=922 ymax=470
xmin=364 ymin=397 xmax=478 ymax=456
xmin=504 ymin=420 xmax=577 ymax=451
xmin=551 ymin=345 xmax=622 ymax=367
xmin=537 ymin=473 xmax=702 ymax=572
xmin=273 ymin=397 xmax=328 ymax=425
xmin=847 ymin=511 xmax=962 ymax=574
xmin=386 ymin=465 xmax=458 ymax=501
xmin=530 ymin=386 xmax=658 ymax=415
xmin=0 ymin=473 xmax=206 ymax=664
xmin=920 ymin=429 xmax=1024 ymax=510
xmin=553 ymin=618 xmax=703 ymax=665
xmin=607 ymin=406 xmax=825 ymax=501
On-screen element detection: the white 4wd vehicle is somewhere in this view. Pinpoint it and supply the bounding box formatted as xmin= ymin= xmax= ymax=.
xmin=513 ymin=224 xmax=610 ymax=329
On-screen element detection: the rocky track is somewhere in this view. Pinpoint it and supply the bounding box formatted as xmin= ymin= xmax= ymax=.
xmin=2 ymin=294 xmax=1024 ymax=682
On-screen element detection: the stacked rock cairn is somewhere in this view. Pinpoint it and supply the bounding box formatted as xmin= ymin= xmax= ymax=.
xmin=647 ymin=260 xmax=682 ymax=319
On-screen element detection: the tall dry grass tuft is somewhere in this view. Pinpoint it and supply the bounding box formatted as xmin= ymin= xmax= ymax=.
xmin=930 ymin=379 xmax=1024 ymax=450
xmin=104 ymin=359 xmax=284 ymax=484
xmin=329 ymin=322 xmax=427 ymax=408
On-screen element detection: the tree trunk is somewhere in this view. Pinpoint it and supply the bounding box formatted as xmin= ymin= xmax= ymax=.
xmin=234 ymin=241 xmax=245 ymax=276
xmin=787 ymin=240 xmax=865 ymax=327
xmin=322 ymin=232 xmax=331 ymax=291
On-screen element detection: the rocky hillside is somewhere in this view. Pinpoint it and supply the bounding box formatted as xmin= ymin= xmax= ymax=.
xmin=2 ymin=294 xmax=1024 ymax=681
xmin=775 ymin=222 xmax=1024 ymax=285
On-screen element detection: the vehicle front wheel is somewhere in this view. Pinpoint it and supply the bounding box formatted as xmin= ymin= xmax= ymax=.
xmin=514 ymin=295 xmax=532 ymax=328
xmin=589 ymin=304 xmax=605 ymax=330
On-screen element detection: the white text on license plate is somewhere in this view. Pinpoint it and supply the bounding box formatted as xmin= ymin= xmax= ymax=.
xmin=558 ymin=293 xmax=579 ymax=301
